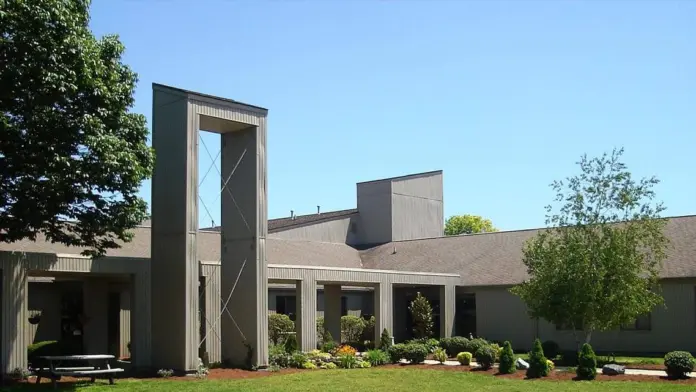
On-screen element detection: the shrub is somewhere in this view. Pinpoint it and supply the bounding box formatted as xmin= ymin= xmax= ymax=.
xmin=403 ymin=343 xmax=429 ymax=364
xmin=289 ymin=352 xmax=309 ymax=369
xmin=336 ymin=344 xmax=357 ymax=357
xmin=283 ymin=334 xmax=298 ymax=353
xmin=489 ymin=343 xmax=502 ymax=361
xmin=409 ymin=293 xmax=434 ymax=339
xmin=576 ymin=343 xmax=597 ymax=380
xmin=466 ymin=338 xmax=489 ymax=356
xmin=316 ymin=316 xmax=325 ymax=343
xmin=527 ymin=339 xmax=550 ymax=379
xmin=308 ymin=349 xmax=332 ymax=363
xmin=387 ymin=343 xmax=408 ymax=364
xmin=345 ymin=341 xmax=367 ymax=352
xmin=364 ymin=349 xmax=389 ymax=367
xmin=433 ymin=347 xmax=447 ymax=364
xmin=321 ymin=340 xmax=338 ymax=354
xmin=269 ymin=314 xmax=294 ymax=345
xmin=269 ymin=344 xmax=291 ymax=368
xmin=542 ymin=340 xmax=560 ymax=359
xmin=457 ymin=352 xmax=472 ymax=366
xmin=664 ymin=351 xmax=695 ymax=379
xmin=341 ymin=315 xmax=366 ymax=343
xmin=362 ymin=316 xmax=376 ymax=342
xmin=338 ymin=354 xmax=358 ymax=369
xmin=358 ymin=360 xmax=372 ymax=368
xmin=28 ymin=340 xmax=69 ymax=368
xmin=379 ymin=328 xmax=392 ymax=349
xmin=321 ymin=362 xmax=338 ymax=369
xmin=498 ymin=341 xmax=516 ymax=374
xmin=302 ymin=361 xmax=317 ymax=369
xmin=440 ymin=337 xmax=469 ymax=357
xmin=474 ymin=345 xmax=496 ymax=370
xmin=546 ymin=359 xmax=555 ymax=371
xmin=157 ymin=369 xmax=174 ymax=378
xmin=9 ymin=367 xmax=30 ymax=381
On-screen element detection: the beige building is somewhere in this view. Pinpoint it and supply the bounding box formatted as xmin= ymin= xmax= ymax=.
xmin=1 ymin=85 xmax=694 ymax=374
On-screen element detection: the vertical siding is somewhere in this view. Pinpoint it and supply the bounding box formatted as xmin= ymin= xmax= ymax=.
xmin=201 ymin=264 xmax=221 ymax=364
xmin=1 ymin=253 xmax=28 ymax=373
xmin=473 ymin=287 xmax=536 ymax=350
xmin=26 ymin=282 xmax=61 ymax=345
xmin=440 ymin=285 xmax=456 ymax=338
xmin=374 ymin=279 xmax=394 ymax=346
xmin=296 ymin=279 xmax=318 ymax=352
xmin=356 ymin=180 xmax=393 ymax=244
xmin=119 ymin=289 xmax=131 ymax=359
xmin=390 ymin=172 xmax=444 ymax=241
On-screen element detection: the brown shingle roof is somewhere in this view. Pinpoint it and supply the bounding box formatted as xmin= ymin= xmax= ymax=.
xmin=199 ymin=208 xmax=358 ymax=232
xmin=0 ymin=227 xmax=362 ymax=268
xmin=360 ymin=215 xmax=696 ymax=286
xmin=2 ymin=215 xmax=695 ymax=285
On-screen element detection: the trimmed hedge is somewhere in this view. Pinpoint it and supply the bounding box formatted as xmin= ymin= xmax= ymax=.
xmin=268 ymin=314 xmax=294 ymax=345
xmin=387 ymin=343 xmax=428 ymax=364
xmin=664 ymin=351 xmax=695 ymax=379
xmin=498 ymin=341 xmax=516 ymax=374
xmin=527 ymin=339 xmax=550 ymax=379
xmin=440 ymin=337 xmax=469 ymax=357
xmin=474 ymin=345 xmax=496 ymax=370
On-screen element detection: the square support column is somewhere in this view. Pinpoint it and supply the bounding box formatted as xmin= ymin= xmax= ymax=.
xmin=131 ymin=270 xmax=151 ymax=368
xmin=439 ymin=285 xmax=456 ymax=339
xmin=295 ymin=279 xmax=317 ymax=352
xmin=1 ymin=257 xmax=28 ymax=374
xmin=220 ymin=125 xmax=268 ymax=367
xmin=323 ymin=285 xmax=342 ymax=344
xmin=374 ymin=281 xmax=393 ymax=347
xmin=83 ymin=279 xmax=109 ymax=354
xmin=119 ymin=288 xmax=131 ymax=359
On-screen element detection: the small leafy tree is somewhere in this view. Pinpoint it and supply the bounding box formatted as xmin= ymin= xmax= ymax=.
xmin=268 ymin=314 xmax=294 ymax=345
xmin=526 ymin=339 xmax=549 ymax=379
xmin=283 ymin=334 xmax=298 ymax=354
xmin=498 ymin=341 xmax=516 ymax=374
xmin=576 ymin=343 xmax=597 ymax=380
xmin=379 ymin=328 xmax=392 ymax=349
xmin=340 ymin=315 xmax=366 ymax=343
xmin=511 ymin=148 xmax=668 ymax=347
xmin=444 ymin=214 xmax=498 ymax=236
xmin=408 ymin=293 xmax=434 ymax=339
xmin=1 ymin=0 xmax=155 ymax=256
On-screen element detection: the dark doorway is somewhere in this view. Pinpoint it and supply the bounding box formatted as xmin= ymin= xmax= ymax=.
xmin=456 ymin=293 xmax=477 ymax=337
xmin=276 ymin=295 xmax=297 ymax=321
xmin=60 ymin=289 xmax=84 ymax=354
xmin=107 ymin=292 xmax=120 ymax=357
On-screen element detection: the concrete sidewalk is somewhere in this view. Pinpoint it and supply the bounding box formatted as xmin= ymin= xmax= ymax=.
xmin=414 ymin=359 xmax=694 ymax=378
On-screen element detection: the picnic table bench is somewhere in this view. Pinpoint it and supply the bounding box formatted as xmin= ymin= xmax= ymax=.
xmin=35 ymin=354 xmax=123 ymax=389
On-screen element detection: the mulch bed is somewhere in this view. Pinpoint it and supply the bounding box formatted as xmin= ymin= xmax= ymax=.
xmin=384 ymin=364 xmax=696 ymax=384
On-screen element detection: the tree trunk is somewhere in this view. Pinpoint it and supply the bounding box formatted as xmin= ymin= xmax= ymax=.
xmin=584 ymin=330 xmax=592 ymax=344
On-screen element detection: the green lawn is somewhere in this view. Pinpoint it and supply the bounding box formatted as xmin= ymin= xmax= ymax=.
xmin=3 ymin=368 xmax=691 ymax=392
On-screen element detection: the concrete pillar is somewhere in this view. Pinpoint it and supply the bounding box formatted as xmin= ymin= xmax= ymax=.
xmin=295 ymin=279 xmax=317 ymax=352
xmin=374 ymin=281 xmax=393 ymax=347
xmin=150 ymin=87 xmax=200 ymax=371
xmin=131 ymin=271 xmax=151 ymax=368
xmin=220 ymin=125 xmax=268 ymax=367
xmin=323 ymin=285 xmax=341 ymax=344
xmin=83 ymin=279 xmax=109 ymax=354
xmin=119 ymin=288 xmax=131 ymax=359
xmin=439 ymin=285 xmax=456 ymax=339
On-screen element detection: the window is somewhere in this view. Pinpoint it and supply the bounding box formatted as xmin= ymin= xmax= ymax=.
xmin=341 ymin=296 xmax=348 ymax=316
xmin=621 ymin=314 xmax=652 ymax=331
xmin=276 ymin=295 xmax=296 ymax=320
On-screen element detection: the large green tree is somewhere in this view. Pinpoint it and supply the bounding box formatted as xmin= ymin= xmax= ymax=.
xmin=0 ymin=0 xmax=154 ymax=256
xmin=444 ymin=214 xmax=497 ymax=236
xmin=510 ymin=148 xmax=668 ymax=346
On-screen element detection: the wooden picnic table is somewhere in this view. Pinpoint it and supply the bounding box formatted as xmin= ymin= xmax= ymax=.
xmin=35 ymin=354 xmax=123 ymax=389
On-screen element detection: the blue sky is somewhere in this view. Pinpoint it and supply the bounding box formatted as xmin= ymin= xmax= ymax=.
xmin=89 ymin=0 xmax=695 ymax=231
